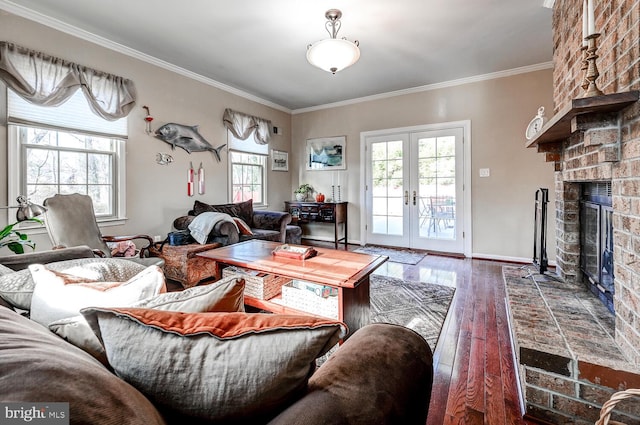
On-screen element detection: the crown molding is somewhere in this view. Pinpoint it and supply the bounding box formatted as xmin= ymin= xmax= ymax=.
xmin=0 ymin=0 xmax=291 ymax=113
xmin=292 ymin=62 xmax=554 ymax=114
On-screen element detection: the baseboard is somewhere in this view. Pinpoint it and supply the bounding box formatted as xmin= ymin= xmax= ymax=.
xmin=301 ymin=236 xmax=362 ymax=245
xmin=472 ymin=252 xmax=557 ymax=267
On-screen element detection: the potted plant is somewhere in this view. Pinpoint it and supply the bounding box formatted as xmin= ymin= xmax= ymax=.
xmin=294 ymin=184 xmax=314 ymax=201
xmin=0 ymin=218 xmax=41 ymax=254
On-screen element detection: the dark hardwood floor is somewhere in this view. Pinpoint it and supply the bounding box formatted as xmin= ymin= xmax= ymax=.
xmin=304 ymin=240 xmax=536 ymax=425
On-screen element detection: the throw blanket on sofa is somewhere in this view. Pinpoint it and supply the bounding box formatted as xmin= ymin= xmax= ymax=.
xmin=188 ymin=212 xmax=238 ymax=244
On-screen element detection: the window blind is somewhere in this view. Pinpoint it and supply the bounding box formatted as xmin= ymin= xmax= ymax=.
xmin=8 ymin=89 xmax=128 ymax=137
xmin=227 ymin=131 xmax=268 ymax=155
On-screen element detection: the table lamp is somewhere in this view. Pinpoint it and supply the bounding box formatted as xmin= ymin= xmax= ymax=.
xmin=1 ymin=195 xmax=47 ymax=222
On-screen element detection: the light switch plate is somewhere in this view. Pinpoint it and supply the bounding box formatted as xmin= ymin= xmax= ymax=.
xmin=479 ymin=168 xmax=490 ymax=177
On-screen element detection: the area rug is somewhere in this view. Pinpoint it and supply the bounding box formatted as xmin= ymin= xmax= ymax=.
xmin=370 ymin=274 xmax=455 ymax=351
xmin=354 ymin=245 xmax=427 ymax=265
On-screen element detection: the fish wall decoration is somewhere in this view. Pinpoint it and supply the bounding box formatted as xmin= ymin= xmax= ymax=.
xmin=154 ymin=123 xmax=226 ymax=162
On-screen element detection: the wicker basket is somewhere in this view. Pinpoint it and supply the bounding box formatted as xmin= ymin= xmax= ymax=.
xmin=281 ymin=280 xmax=339 ymax=320
xmin=222 ymin=266 xmax=287 ymax=300
xmin=595 ymin=388 xmax=640 ymax=425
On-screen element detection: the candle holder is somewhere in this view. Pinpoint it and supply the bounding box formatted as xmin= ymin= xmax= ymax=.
xmin=337 ymin=185 xmax=341 ymax=202
xmin=580 ymin=45 xmax=589 ymax=91
xmin=583 ymin=33 xmax=604 ymax=97
xmin=331 ymin=185 xmax=335 ymax=202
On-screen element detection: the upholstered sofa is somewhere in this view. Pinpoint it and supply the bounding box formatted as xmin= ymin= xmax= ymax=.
xmin=173 ymin=199 xmax=300 ymax=246
xmin=0 ymin=247 xmax=434 ymax=425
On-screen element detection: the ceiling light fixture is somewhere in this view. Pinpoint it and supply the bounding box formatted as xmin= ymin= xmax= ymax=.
xmin=306 ymin=9 xmax=360 ymax=74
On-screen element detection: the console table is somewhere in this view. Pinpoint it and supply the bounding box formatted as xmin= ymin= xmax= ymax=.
xmin=197 ymin=240 xmax=387 ymax=338
xmin=285 ymin=201 xmax=347 ymax=249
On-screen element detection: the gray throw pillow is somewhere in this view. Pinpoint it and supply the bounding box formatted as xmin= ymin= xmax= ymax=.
xmin=82 ymin=308 xmax=345 ymax=423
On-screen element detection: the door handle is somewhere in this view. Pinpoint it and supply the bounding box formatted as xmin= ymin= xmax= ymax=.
xmin=413 ymin=191 xmax=417 ymax=206
xmin=404 ymin=191 xmax=409 ymax=205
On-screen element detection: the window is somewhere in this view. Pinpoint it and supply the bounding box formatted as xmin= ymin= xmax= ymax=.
xmin=7 ymin=88 xmax=127 ymax=221
xmin=229 ymin=151 xmax=267 ymax=205
xmin=227 ymin=131 xmax=268 ymax=206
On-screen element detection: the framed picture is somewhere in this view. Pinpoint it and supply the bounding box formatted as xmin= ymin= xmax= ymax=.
xmin=306 ymin=136 xmax=346 ymax=170
xmin=271 ymin=149 xmax=289 ymax=171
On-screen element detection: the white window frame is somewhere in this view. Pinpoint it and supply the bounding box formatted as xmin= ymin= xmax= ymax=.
xmin=226 ymin=130 xmax=269 ymax=207
xmin=6 ymin=95 xmax=128 ymax=229
xmin=227 ymin=149 xmax=268 ymax=207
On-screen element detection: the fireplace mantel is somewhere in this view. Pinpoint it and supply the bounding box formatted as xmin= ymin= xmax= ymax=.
xmin=525 ymin=91 xmax=639 ymax=148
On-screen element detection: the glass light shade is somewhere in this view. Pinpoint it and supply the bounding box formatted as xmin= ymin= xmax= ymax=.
xmin=306 ymin=38 xmax=361 ymax=74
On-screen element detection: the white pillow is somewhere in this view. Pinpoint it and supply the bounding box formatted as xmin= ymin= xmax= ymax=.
xmin=29 ymin=264 xmax=166 ymax=327
xmin=0 ymin=258 xmax=147 ymax=310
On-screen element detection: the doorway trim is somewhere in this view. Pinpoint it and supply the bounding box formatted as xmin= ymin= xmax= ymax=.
xmin=359 ymin=120 xmax=472 ymax=257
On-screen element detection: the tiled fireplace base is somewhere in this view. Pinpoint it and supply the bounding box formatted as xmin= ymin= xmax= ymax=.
xmin=503 ymin=266 xmax=640 ymax=424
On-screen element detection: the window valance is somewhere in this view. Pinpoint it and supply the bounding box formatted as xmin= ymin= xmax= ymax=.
xmin=0 ymin=41 xmax=136 ymax=120
xmin=223 ymin=108 xmax=272 ymax=145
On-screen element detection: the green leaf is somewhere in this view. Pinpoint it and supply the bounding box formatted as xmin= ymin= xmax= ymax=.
xmin=7 ymin=242 xmax=25 ymax=255
xmin=0 ymin=219 xmax=40 ymax=254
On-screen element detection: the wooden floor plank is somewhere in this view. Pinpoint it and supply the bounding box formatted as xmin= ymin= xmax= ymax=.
xmin=304 ymin=241 xmax=530 ymax=425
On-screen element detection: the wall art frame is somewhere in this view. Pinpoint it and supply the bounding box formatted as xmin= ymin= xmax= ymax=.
xmin=305 ymin=136 xmax=346 ymax=170
xmin=271 ymin=149 xmax=289 ymax=171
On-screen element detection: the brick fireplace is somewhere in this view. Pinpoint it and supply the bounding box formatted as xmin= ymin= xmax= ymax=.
xmin=539 ymin=0 xmax=640 ymax=366
xmin=513 ymin=0 xmax=640 ymax=422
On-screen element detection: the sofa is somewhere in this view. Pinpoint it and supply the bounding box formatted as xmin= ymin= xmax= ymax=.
xmin=0 ymin=247 xmax=434 ymax=425
xmin=173 ymin=199 xmax=296 ymax=246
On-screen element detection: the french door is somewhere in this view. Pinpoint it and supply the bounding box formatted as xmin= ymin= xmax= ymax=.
xmin=363 ymin=124 xmax=466 ymax=254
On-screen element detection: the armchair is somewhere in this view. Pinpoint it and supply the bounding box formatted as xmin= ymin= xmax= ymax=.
xmin=43 ymin=194 xmax=162 ymax=266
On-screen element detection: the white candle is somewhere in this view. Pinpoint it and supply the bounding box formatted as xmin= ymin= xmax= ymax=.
xmin=587 ymin=0 xmax=596 ymax=36
xmin=582 ymin=0 xmax=588 ymax=45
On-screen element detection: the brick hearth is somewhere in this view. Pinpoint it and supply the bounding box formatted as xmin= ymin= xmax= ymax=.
xmin=505 ymin=266 xmax=640 ymax=424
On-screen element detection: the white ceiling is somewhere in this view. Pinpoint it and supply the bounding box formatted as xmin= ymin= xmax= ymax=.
xmin=0 ymin=0 xmax=553 ymax=112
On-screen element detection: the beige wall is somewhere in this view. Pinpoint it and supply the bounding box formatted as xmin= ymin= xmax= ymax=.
xmin=0 ymin=13 xmax=291 ymax=252
xmin=291 ymin=69 xmax=557 ymax=261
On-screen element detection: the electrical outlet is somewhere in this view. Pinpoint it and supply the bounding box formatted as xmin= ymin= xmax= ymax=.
xmin=153 ymin=235 xmax=162 ymax=243
xmin=479 ymin=168 xmax=490 ymax=177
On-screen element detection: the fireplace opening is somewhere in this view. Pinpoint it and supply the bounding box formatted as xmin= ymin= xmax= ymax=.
xmin=580 ymin=182 xmax=614 ymax=314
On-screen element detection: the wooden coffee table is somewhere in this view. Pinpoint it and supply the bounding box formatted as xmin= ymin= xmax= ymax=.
xmin=197 ymin=240 xmax=387 ymax=337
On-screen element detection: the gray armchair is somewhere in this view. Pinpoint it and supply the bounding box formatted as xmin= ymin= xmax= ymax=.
xmin=43 ymin=194 xmax=162 ymax=267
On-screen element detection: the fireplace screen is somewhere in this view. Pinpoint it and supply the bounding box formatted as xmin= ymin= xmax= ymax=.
xmin=580 ymin=182 xmax=614 ymax=313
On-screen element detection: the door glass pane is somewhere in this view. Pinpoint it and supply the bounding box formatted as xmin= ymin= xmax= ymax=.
xmin=388 ymin=217 xmax=403 ymax=235
xmin=370 ymin=140 xmax=403 ymax=236
xmin=418 ymin=136 xmax=456 ymax=240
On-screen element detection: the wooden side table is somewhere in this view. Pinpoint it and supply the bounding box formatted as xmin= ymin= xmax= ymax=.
xmin=284 ymin=201 xmax=348 ymax=249
xmin=153 ymin=243 xmax=221 ymax=288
